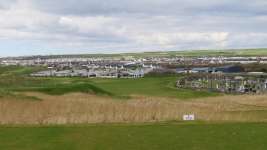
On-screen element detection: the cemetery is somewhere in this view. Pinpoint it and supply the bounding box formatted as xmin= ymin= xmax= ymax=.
xmin=176 ymin=73 xmax=267 ymax=94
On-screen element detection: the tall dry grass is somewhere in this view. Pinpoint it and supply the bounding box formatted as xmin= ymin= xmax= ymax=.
xmin=0 ymin=93 xmax=267 ymax=125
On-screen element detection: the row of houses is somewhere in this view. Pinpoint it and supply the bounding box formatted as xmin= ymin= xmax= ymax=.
xmin=30 ymin=68 xmax=145 ymax=78
xmin=3 ymin=55 xmax=267 ymax=67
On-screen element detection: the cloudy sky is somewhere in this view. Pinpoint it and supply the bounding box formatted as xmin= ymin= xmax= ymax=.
xmin=0 ymin=0 xmax=267 ymax=56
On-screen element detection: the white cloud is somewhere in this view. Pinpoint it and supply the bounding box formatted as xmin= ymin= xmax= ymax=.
xmin=58 ymin=16 xmax=120 ymax=35
xmin=129 ymin=32 xmax=229 ymax=47
xmin=0 ymin=0 xmax=266 ymax=56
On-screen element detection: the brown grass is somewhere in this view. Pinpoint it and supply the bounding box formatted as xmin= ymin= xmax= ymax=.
xmin=0 ymin=93 xmax=267 ymax=125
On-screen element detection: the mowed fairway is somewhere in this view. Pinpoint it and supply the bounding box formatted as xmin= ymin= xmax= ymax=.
xmin=0 ymin=123 xmax=267 ymax=150
xmin=90 ymin=77 xmax=218 ymax=99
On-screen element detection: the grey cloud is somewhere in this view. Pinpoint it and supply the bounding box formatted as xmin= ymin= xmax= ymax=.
xmin=0 ymin=0 xmax=17 ymax=9
xmin=31 ymin=0 xmax=267 ymax=17
xmin=1 ymin=0 xmax=267 ymax=56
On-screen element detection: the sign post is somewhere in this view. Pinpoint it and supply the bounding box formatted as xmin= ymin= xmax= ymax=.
xmin=183 ymin=114 xmax=195 ymax=121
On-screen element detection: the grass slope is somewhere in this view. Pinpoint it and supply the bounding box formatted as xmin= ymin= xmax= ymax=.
xmin=0 ymin=122 xmax=266 ymax=150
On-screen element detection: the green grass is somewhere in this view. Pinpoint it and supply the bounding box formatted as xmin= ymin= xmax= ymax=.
xmin=12 ymin=76 xmax=217 ymax=99
xmin=0 ymin=122 xmax=266 ymax=150
xmin=90 ymin=77 xmax=218 ymax=99
xmin=0 ymin=66 xmax=219 ymax=99
xmin=26 ymin=83 xmax=114 ymax=96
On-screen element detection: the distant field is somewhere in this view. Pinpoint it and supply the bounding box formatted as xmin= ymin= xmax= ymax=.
xmin=0 ymin=122 xmax=267 ymax=150
xmin=64 ymin=48 xmax=267 ymax=57
xmin=21 ymin=48 xmax=267 ymax=58
xmin=130 ymin=48 xmax=267 ymax=57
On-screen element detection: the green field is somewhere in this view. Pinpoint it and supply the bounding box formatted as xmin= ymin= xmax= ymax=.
xmin=134 ymin=48 xmax=267 ymax=57
xmin=163 ymin=48 xmax=267 ymax=57
xmin=0 ymin=122 xmax=266 ymax=150
xmin=0 ymin=66 xmax=218 ymax=99
xmin=48 ymin=48 xmax=267 ymax=58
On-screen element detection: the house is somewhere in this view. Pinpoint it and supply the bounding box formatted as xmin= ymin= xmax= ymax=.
xmin=176 ymin=68 xmax=187 ymax=73
xmin=118 ymin=69 xmax=144 ymax=78
xmin=191 ymin=67 xmax=213 ymax=73
xmin=30 ymin=70 xmax=55 ymax=77
xmin=265 ymin=80 xmax=267 ymax=89
xmin=214 ymin=65 xmax=244 ymax=73
xmin=188 ymin=65 xmax=243 ymax=74
xmin=54 ymin=70 xmax=72 ymax=77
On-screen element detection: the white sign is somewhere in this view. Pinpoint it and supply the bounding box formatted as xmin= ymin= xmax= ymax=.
xmin=183 ymin=114 xmax=195 ymax=121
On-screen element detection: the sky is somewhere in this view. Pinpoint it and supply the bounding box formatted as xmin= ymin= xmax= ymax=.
xmin=0 ymin=0 xmax=267 ymax=56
